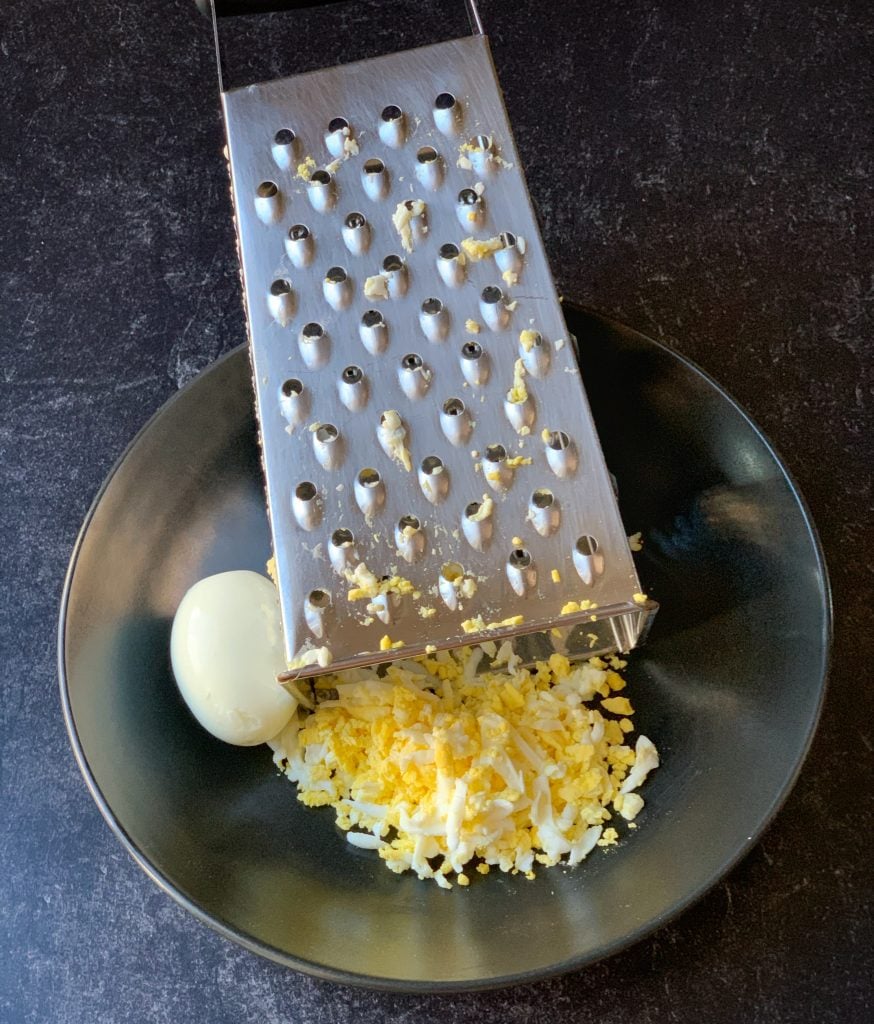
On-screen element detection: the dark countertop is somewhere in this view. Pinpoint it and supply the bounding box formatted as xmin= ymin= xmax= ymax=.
xmin=1 ymin=1 xmax=871 ymax=1020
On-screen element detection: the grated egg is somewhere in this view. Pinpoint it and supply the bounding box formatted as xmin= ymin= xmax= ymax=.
xmin=271 ymin=646 xmax=659 ymax=887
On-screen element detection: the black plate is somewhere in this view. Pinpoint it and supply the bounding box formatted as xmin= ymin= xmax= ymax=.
xmin=58 ymin=307 xmax=830 ymax=991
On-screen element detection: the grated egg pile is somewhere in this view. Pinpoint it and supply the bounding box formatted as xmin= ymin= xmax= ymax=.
xmin=269 ymin=645 xmax=658 ymax=888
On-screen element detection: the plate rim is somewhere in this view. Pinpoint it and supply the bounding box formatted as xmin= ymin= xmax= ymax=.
xmin=57 ymin=305 xmax=833 ymax=992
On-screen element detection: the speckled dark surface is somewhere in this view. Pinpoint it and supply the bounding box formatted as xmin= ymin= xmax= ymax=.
xmin=2 ymin=0 xmax=872 ymax=1020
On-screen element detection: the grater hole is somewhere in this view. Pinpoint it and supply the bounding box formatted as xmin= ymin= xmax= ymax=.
xmin=546 ymin=430 xmax=571 ymax=451
xmin=402 ymin=353 xmax=423 ymax=370
xmin=435 ymin=92 xmax=456 ymax=110
xmin=509 ymin=548 xmax=532 ymax=568
xmin=383 ymin=254 xmax=403 ymax=272
xmin=362 ymin=309 xmax=384 ymax=327
xmin=381 ymin=104 xmax=403 ymax=122
xmin=332 ymin=528 xmax=354 ymax=548
xmin=302 ymin=322 xmax=324 ymax=339
xmin=328 ymin=117 xmax=349 ymax=133
xmin=342 ymin=365 xmax=362 ymax=384
xmin=398 ymin=514 xmax=420 ymax=531
xmin=274 ymin=128 xmax=296 ymax=145
xmin=443 ymin=397 xmax=465 ymax=416
xmin=464 ymin=501 xmax=481 ymax=519
xmin=326 ymin=266 xmax=347 ymax=283
xmin=358 ymin=467 xmax=381 ymax=488
xmin=270 ymin=278 xmax=292 ymax=296
xmin=364 ymin=158 xmax=385 ymax=175
xmin=575 ymin=535 xmax=599 ymax=556
xmin=471 ymin=133 xmax=492 ymax=150
xmin=439 ymin=243 xmax=460 ymax=260
xmin=310 ymin=170 xmax=332 ymax=186
xmin=256 ymin=180 xmax=278 ymax=198
xmin=281 ymin=378 xmax=303 ymax=398
xmin=417 ymin=146 xmax=439 ymax=164
xmin=344 ymin=211 xmax=366 ymax=229
xmin=500 ymin=231 xmax=517 ymax=248
xmin=485 ymin=444 xmax=507 ymax=463
xmin=461 ymin=341 xmax=482 ymax=360
xmin=441 ymin=561 xmax=464 ymax=581
xmin=421 ymin=455 xmax=444 ymax=475
xmin=308 ymin=589 xmax=332 ymax=608
xmin=288 ymin=223 xmax=310 ymax=240
xmin=532 ymin=488 xmax=554 ymax=508
xmin=315 ymin=423 xmax=338 ymax=443
xmin=296 ymin=481 xmax=317 ymax=501
xmin=481 ymin=286 xmax=503 ymax=305
xmin=421 ymin=297 xmax=443 ymax=316
xmin=458 ymin=188 xmax=479 ymax=206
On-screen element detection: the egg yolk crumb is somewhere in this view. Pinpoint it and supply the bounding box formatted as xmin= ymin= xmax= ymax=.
xmin=270 ymin=647 xmax=659 ymax=888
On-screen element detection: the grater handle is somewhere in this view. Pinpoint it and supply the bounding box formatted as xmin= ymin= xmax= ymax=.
xmin=198 ymin=0 xmax=483 ymax=30
xmin=197 ymin=1 xmax=346 ymax=15
xmin=201 ymin=0 xmax=484 ymax=92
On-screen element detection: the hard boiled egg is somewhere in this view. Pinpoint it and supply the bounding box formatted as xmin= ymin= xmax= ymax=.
xmin=170 ymin=570 xmax=297 ymax=745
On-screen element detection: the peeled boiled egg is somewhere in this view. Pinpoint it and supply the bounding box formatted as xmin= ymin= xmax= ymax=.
xmin=170 ymin=570 xmax=297 ymax=745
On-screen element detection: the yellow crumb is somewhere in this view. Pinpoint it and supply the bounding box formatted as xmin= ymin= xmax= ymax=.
xmin=286 ymin=645 xmax=332 ymax=671
xmin=363 ymin=274 xmax=388 ymax=300
xmin=460 ymin=235 xmax=502 ymax=261
xmin=379 ymin=409 xmax=412 ymax=471
xmin=379 ymin=635 xmax=405 ymax=652
xmin=295 ymin=156 xmax=316 ymax=181
xmin=460 ymin=614 xmax=524 ymax=634
xmin=551 ymin=569 xmax=561 ymax=584
xmin=519 ymin=329 xmax=539 ymax=352
xmin=465 ymin=319 xmax=481 ymax=334
xmin=597 ymin=828 xmax=619 ymax=847
xmin=632 ymin=593 xmax=648 ymax=605
xmin=391 ymin=199 xmax=426 ymax=253
xmin=467 ymin=494 xmax=494 ymax=522
xmin=506 ymin=358 xmax=528 ymax=405
xmin=344 ymin=562 xmax=415 ymax=602
xmin=560 ymin=600 xmax=599 ymax=615
xmin=601 ymin=696 xmax=634 ymax=716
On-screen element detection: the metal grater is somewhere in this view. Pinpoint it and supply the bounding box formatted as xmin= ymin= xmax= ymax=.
xmin=206 ymin=0 xmax=657 ymax=679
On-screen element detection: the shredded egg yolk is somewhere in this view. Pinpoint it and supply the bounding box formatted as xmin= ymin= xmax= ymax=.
xmin=270 ymin=647 xmax=659 ymax=888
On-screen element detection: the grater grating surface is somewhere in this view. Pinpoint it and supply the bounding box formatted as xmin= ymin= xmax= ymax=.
xmin=216 ymin=16 xmax=655 ymax=678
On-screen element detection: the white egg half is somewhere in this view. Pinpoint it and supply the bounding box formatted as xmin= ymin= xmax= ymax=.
xmin=170 ymin=570 xmax=297 ymax=746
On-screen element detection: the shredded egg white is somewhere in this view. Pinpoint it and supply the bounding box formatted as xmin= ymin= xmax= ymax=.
xmin=269 ymin=647 xmax=658 ymax=888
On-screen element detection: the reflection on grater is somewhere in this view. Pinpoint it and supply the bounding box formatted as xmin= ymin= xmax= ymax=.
xmin=207 ymin=0 xmax=657 ymax=678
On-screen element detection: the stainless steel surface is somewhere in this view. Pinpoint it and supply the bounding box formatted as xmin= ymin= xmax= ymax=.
xmin=221 ymin=33 xmax=651 ymax=673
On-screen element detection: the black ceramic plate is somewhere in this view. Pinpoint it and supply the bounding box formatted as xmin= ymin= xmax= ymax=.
xmin=59 ymin=308 xmax=830 ymax=991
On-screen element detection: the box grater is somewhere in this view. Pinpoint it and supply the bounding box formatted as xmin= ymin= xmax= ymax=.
xmin=205 ymin=0 xmax=657 ymax=679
